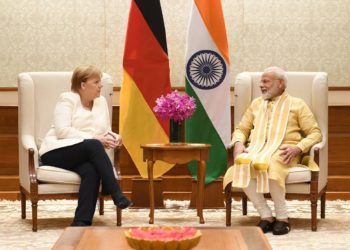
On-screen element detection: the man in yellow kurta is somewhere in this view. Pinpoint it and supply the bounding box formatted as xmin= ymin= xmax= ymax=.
xmin=223 ymin=67 xmax=322 ymax=235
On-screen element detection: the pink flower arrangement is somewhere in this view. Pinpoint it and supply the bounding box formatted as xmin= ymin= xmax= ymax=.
xmin=153 ymin=90 xmax=196 ymax=123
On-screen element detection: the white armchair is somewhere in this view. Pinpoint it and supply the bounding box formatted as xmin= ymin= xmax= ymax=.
xmin=225 ymin=72 xmax=328 ymax=231
xmin=18 ymin=72 xmax=122 ymax=231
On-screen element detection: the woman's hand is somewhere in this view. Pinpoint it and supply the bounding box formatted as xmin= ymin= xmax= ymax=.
xmin=94 ymin=132 xmax=122 ymax=149
xmin=106 ymin=131 xmax=122 ymax=148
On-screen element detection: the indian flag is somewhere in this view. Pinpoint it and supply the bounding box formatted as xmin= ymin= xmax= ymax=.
xmin=120 ymin=0 xmax=173 ymax=178
xmin=185 ymin=0 xmax=231 ymax=183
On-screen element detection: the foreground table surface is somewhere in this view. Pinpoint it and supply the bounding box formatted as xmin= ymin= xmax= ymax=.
xmin=52 ymin=226 xmax=272 ymax=250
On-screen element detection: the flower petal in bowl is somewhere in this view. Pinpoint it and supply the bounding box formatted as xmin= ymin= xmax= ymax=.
xmin=124 ymin=227 xmax=202 ymax=250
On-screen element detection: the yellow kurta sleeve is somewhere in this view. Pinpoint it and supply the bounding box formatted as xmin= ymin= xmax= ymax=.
xmin=295 ymin=99 xmax=322 ymax=153
xmin=280 ymin=97 xmax=322 ymax=153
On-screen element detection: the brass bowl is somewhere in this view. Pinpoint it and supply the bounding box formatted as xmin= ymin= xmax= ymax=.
xmin=124 ymin=227 xmax=202 ymax=250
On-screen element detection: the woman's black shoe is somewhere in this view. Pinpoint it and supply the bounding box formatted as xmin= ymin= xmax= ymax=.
xmin=111 ymin=192 xmax=133 ymax=209
xmin=114 ymin=196 xmax=133 ymax=209
xmin=257 ymin=219 xmax=275 ymax=233
xmin=272 ymin=221 xmax=291 ymax=235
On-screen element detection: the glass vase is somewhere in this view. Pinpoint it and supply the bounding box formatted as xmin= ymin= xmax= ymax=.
xmin=169 ymin=119 xmax=181 ymax=143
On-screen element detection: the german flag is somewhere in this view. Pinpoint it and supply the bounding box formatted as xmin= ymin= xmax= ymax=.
xmin=120 ymin=0 xmax=173 ymax=178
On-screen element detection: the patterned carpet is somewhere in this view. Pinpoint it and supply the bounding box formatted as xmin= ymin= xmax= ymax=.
xmin=0 ymin=199 xmax=350 ymax=250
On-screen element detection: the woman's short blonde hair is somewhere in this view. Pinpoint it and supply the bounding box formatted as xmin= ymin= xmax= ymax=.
xmin=71 ymin=65 xmax=102 ymax=92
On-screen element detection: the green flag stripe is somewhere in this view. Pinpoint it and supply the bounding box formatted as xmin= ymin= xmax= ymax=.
xmin=185 ymin=80 xmax=227 ymax=184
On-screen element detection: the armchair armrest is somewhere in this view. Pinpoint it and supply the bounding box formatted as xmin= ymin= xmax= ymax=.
xmin=309 ymin=140 xmax=326 ymax=160
xmin=28 ymin=149 xmax=39 ymax=189
xmin=227 ymin=142 xmax=234 ymax=150
xmin=113 ymin=145 xmax=122 ymax=180
xmin=21 ymin=134 xmax=38 ymax=152
xmin=227 ymin=146 xmax=234 ymax=167
xmin=20 ymin=134 xmax=39 ymax=188
xmin=309 ymin=140 xmax=328 ymax=189
xmin=21 ymin=134 xmax=39 ymax=169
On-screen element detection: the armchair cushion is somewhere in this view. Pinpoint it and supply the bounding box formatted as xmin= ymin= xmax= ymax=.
xmin=229 ymin=165 xmax=311 ymax=192
xmin=38 ymin=184 xmax=80 ymax=194
xmin=37 ymin=166 xmax=80 ymax=184
xmin=286 ymin=166 xmax=311 ymax=184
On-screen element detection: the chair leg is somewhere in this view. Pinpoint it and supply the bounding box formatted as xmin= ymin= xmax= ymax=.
xmin=321 ymin=192 xmax=326 ymax=219
xmin=242 ymin=194 xmax=248 ymax=216
xmin=32 ymin=200 xmax=38 ymax=232
xmin=20 ymin=190 xmax=26 ymax=219
xmin=311 ymin=198 xmax=317 ymax=231
xmin=116 ymin=207 xmax=122 ymax=226
xmin=99 ymin=196 xmax=104 ymax=215
xmin=224 ymin=185 xmax=232 ymax=226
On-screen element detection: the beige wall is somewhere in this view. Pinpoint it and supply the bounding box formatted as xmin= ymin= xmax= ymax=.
xmin=1 ymin=0 xmax=350 ymax=87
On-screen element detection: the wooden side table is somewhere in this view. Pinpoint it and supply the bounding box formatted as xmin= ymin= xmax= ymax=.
xmin=141 ymin=143 xmax=211 ymax=224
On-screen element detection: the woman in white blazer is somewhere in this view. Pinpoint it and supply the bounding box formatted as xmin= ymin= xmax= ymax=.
xmin=39 ymin=65 xmax=132 ymax=226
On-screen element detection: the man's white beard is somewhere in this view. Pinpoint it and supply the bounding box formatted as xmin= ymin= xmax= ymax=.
xmin=262 ymin=85 xmax=281 ymax=100
xmin=262 ymin=91 xmax=273 ymax=100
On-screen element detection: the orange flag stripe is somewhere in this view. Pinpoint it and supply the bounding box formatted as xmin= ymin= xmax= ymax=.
xmin=194 ymin=0 xmax=230 ymax=64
